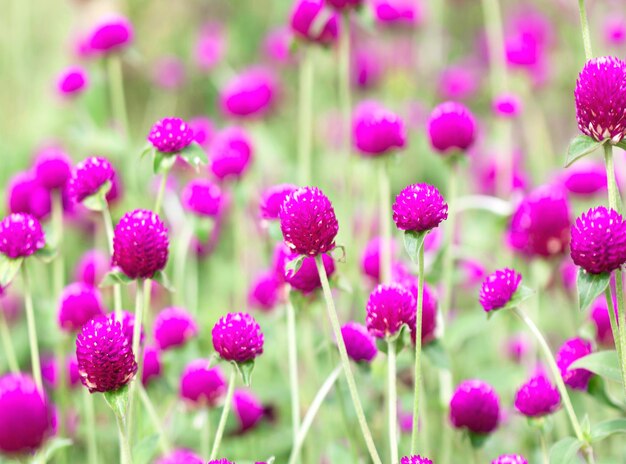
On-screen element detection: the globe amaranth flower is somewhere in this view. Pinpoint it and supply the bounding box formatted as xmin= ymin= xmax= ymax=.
xmin=181 ymin=179 xmax=223 ymax=217
xmin=290 ymin=0 xmax=339 ymax=45
xmin=393 ymin=183 xmax=448 ymax=232
xmin=492 ymin=92 xmax=522 ymax=118
xmin=75 ymin=316 xmax=138 ymax=393
xmin=189 ymin=116 xmax=215 ymax=150
xmin=570 ymin=206 xmax=626 ymax=274
xmin=180 ymin=360 xmax=227 ymax=407
xmin=142 ymin=346 xmax=162 ymax=386
xmin=341 ymin=322 xmax=378 ymax=363
xmin=6 ymin=171 xmax=52 ymax=220
xmin=67 ymin=355 xmax=80 ymax=388
xmin=438 ymin=64 xmax=479 ymax=101
xmin=41 ymin=355 xmax=58 ymax=389
xmin=507 ymin=185 xmax=571 ymax=258
xmin=556 ymin=337 xmax=594 ymax=390
xmin=409 ymin=283 xmax=439 ymax=346
xmin=492 ymin=455 xmax=528 ymax=464
xmin=108 ymin=311 xmax=143 ymax=347
xmin=0 ymin=373 xmax=55 ymax=454
xmin=575 ymin=56 xmax=626 ymax=143
xmin=148 ymin=117 xmax=194 ymax=154
xmin=400 ymin=456 xmax=433 ymax=464
xmin=590 ymin=297 xmax=616 ymax=347
xmin=427 ymin=101 xmax=477 ymax=154
xmin=87 ymin=16 xmax=134 ymax=54
xmin=366 ymin=283 xmax=415 ymax=339
xmin=209 ymin=126 xmax=253 ymax=180
xmin=274 ymin=243 xmax=335 ymax=294
xmin=57 ymin=66 xmax=88 ymax=97
xmin=248 ymin=271 xmax=283 ymax=311
xmin=68 ymin=156 xmax=115 ymax=203
xmin=74 ymin=249 xmax=110 ymax=287
xmin=34 ymin=147 xmax=72 ymax=190
xmin=479 ymin=268 xmax=522 ymax=312
xmin=561 ymin=161 xmax=607 ymax=197
xmin=260 ymin=184 xmax=298 ymax=221
xmin=605 ymin=17 xmax=626 ymax=46
xmin=279 ymin=186 xmax=339 ymax=257
xmin=371 ymin=0 xmax=422 ymax=27
xmin=514 ymin=373 xmax=560 ymax=417
xmin=450 ymin=379 xmax=500 ymax=434
xmin=220 ymin=67 xmax=277 ymax=119
xmin=233 ymin=389 xmax=265 ymax=432
xmin=212 ymin=312 xmax=264 ymax=363
xmin=0 ymin=213 xmax=46 ymax=259
xmin=361 ymin=236 xmax=396 ymax=282
xmin=155 ymin=449 xmax=205 ymax=464
xmin=153 ymin=307 xmax=198 ymax=350
xmin=353 ymin=100 xmax=407 ymax=156
xmin=208 ymin=460 xmax=235 ymax=464
xmin=112 ymin=209 xmax=169 ymax=280
xmin=57 ymin=282 xmax=105 ymax=332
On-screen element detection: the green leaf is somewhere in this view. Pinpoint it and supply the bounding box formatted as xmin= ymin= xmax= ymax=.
xmin=565 ymin=135 xmax=605 ymax=167
xmin=99 ymin=269 xmax=134 ymax=287
xmin=132 ymin=434 xmax=159 ymax=464
xmin=489 ymin=285 xmax=535 ymax=313
xmin=140 ymin=144 xmax=155 ymax=159
xmin=193 ymin=216 xmax=215 ymax=243
xmin=549 ymin=437 xmax=583 ymax=464
xmin=82 ymin=180 xmax=112 ymax=212
xmin=152 ymin=151 xmax=177 ymax=175
xmin=423 ymin=339 xmax=450 ymax=370
xmin=591 ymin=418 xmax=626 ymax=442
xmin=0 ymin=255 xmax=23 ymax=287
xmin=34 ymin=437 xmax=73 ymax=464
xmin=285 ymin=255 xmax=306 ymax=277
xmin=152 ymin=270 xmax=174 ymax=292
xmin=587 ymin=376 xmax=625 ymax=412
xmin=403 ymin=230 xmax=427 ymax=263
xmin=570 ymin=350 xmax=620 ymax=383
xmin=235 ymin=359 xmax=255 ymax=386
xmin=178 ymin=142 xmax=209 ymax=170
xmin=35 ymin=242 xmax=58 ymax=263
xmin=577 ymin=269 xmax=610 ymax=312
xmin=104 ymin=384 xmax=129 ymax=418
xmin=467 ymin=431 xmax=489 ymax=449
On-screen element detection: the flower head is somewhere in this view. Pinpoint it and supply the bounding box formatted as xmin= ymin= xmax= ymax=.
xmin=0 ymin=213 xmax=45 ymax=259
xmin=233 ymin=389 xmax=265 ymax=432
xmin=112 ymin=209 xmax=169 ymax=279
xmin=108 ymin=311 xmax=143 ymax=347
xmin=492 ymin=92 xmax=522 ymax=118
xmin=479 ymin=268 xmax=522 ymax=312
xmin=209 ymin=126 xmax=253 ymax=180
xmin=427 ymin=102 xmax=477 ymax=154
xmin=74 ymin=250 xmax=110 ymax=287
xmin=182 ymin=179 xmax=223 ymax=218
xmin=393 ymin=183 xmax=448 ymax=232
xmin=561 ymin=162 xmax=607 ymax=197
xmin=260 ymin=184 xmax=298 ymax=221
xmin=492 ymin=455 xmax=528 ymax=464
xmin=366 ymin=283 xmax=415 ymax=339
xmin=353 ymin=101 xmax=407 ymax=156
xmin=290 ymin=0 xmax=339 ymax=45
xmin=514 ymin=373 xmax=560 ymax=417
xmin=575 ymin=56 xmax=626 ymax=143
xmin=570 ymin=206 xmax=626 ymax=274
xmin=87 ymin=16 xmax=134 ymax=54
xmin=142 ymin=346 xmax=162 ymax=386
xmin=189 ymin=116 xmax=215 ymax=150
xmin=371 ymin=0 xmax=422 ymax=27
xmin=6 ymin=171 xmax=52 ymax=220
xmin=34 ymin=147 xmax=72 ymax=190
xmin=221 ymin=68 xmax=277 ymax=119
xmin=556 ymin=337 xmax=594 ymax=390
xmin=180 ymin=360 xmax=226 ymax=407
xmin=590 ymin=298 xmax=616 ymax=347
xmin=68 ymin=157 xmax=115 ymax=203
xmin=57 ymin=66 xmax=88 ymax=97
xmin=153 ymin=307 xmax=198 ymax=350
xmin=148 ymin=117 xmax=194 ymax=153
xmin=248 ymin=271 xmax=283 ymax=311
xmin=75 ymin=316 xmax=138 ymax=393
xmin=341 ymin=322 xmax=378 ymax=363
xmin=194 ymin=22 xmax=225 ymax=72
xmin=57 ymin=282 xmax=105 ymax=332
xmin=450 ymin=379 xmax=500 ymax=434
xmin=212 ymin=312 xmax=264 ymax=363
xmin=400 ymin=456 xmax=433 ymax=464
xmin=155 ymin=450 xmax=205 ymax=464
xmin=274 ymin=243 xmax=335 ymax=293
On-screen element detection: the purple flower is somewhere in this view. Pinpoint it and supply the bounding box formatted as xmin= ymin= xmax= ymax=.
xmin=479 ymin=268 xmax=522 ymax=312
xmin=392 ymin=183 xmax=448 ymax=232
xmin=274 ymin=244 xmax=335 ymax=294
xmin=400 ymin=456 xmax=433 ymax=464
xmin=6 ymin=171 xmax=52 ymax=220
xmin=605 ymin=17 xmax=626 ymax=46
xmin=75 ymin=316 xmax=138 ymax=393
xmin=74 ymin=250 xmax=110 ymax=287
xmin=492 ymin=455 xmax=528 ymax=464
xmin=212 ymin=312 xmax=264 ymax=363
xmin=353 ymin=101 xmax=407 ymax=156
xmin=221 ymin=67 xmax=277 ymax=119
xmin=67 ymin=355 xmax=80 ymax=388
xmin=370 ymin=0 xmax=422 ymax=27
xmin=112 ymin=209 xmax=169 ymax=279
xmin=366 ymin=283 xmax=415 ymax=339
xmin=156 ymin=449 xmax=205 ymax=464
xmin=570 ymin=206 xmax=626 ymax=274
xmin=208 ymin=460 xmax=235 ymax=464
xmin=57 ymin=66 xmax=88 ymax=97
xmin=180 ymin=360 xmax=226 ymax=407
xmin=248 ymin=271 xmax=283 ymax=311
xmin=427 ymin=101 xmax=477 ymax=154
xmin=209 ymin=126 xmax=253 ymax=180
xmin=556 ymin=337 xmax=594 ymax=390
xmin=57 ymin=282 xmax=105 ymax=332
xmin=575 ymin=56 xmax=626 ymax=143
xmin=189 ymin=116 xmax=215 ymax=150
xmin=181 ymin=179 xmax=223 ymax=217
xmin=153 ymin=307 xmax=198 ymax=351
xmin=279 ymin=187 xmax=339 ymax=257
xmin=142 ymin=346 xmax=162 ymax=386
xmin=68 ymin=157 xmax=115 ymax=203
xmin=438 ymin=64 xmax=479 ymax=101
xmin=409 ymin=284 xmax=439 ymax=346
xmin=233 ymin=389 xmax=264 ymax=432
xmin=450 ymin=379 xmax=500 ymax=434
xmin=260 ymin=184 xmax=298 ymax=221
xmin=148 ymin=117 xmax=194 ymax=154
xmin=0 ymin=374 xmax=55 ymax=454
xmin=514 ymin=374 xmax=560 ymax=417
xmin=561 ymin=162 xmax=607 ymax=196
xmin=290 ymin=0 xmax=339 ymax=45
xmin=341 ymin=322 xmax=378 ymax=363
xmin=492 ymin=93 xmax=522 ymax=118
xmin=87 ymin=16 xmax=134 ymax=54
xmin=34 ymin=147 xmax=72 ymax=190
xmin=361 ymin=237 xmax=396 ymax=282
xmin=590 ymin=298 xmax=615 ymax=347
xmin=0 ymin=213 xmax=46 ymax=259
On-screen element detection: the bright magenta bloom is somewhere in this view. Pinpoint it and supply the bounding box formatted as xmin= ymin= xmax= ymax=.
xmin=556 ymin=338 xmax=594 ymax=391
xmin=220 ymin=67 xmax=277 ymax=119
xmin=148 ymin=117 xmax=194 ymax=153
xmin=180 ymin=360 xmax=226 ymax=407
xmin=427 ymin=101 xmax=476 ymax=153
xmin=212 ymin=312 xmax=264 ymax=363
xmin=0 ymin=213 xmax=45 ymax=259
xmin=353 ymin=101 xmax=407 ymax=156
xmin=393 ymin=183 xmax=448 ymax=232
xmin=479 ymin=268 xmax=522 ymax=312
xmin=341 ymin=322 xmax=378 ymax=363
xmin=87 ymin=16 xmax=134 ymax=54
xmin=366 ymin=283 xmax=415 ymax=339
xmin=68 ymin=157 xmax=115 ymax=203
xmin=450 ymin=379 xmax=500 ymax=434
xmin=290 ymin=0 xmax=339 ymax=45
xmin=57 ymin=282 xmax=105 ymax=332
xmin=514 ymin=373 xmax=560 ymax=417
xmin=57 ymin=66 xmax=88 ymax=97
xmin=153 ymin=307 xmax=198 ymax=350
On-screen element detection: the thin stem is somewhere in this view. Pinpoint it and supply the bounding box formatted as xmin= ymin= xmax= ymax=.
xmin=52 ymin=190 xmax=64 ymax=297
xmin=174 ymin=221 xmax=194 ymax=308
xmin=387 ymin=340 xmax=398 ymax=464
xmin=286 ymin=297 xmax=300 ymax=443
xmin=604 ymin=145 xmax=622 ymax=214
xmin=288 ymin=365 xmax=342 ymax=464
xmin=102 ymin=207 xmax=123 ymax=316
xmin=339 ymin=12 xmax=351 ymax=159
xmin=154 ymin=174 xmax=168 ymax=216
xmin=577 ymin=0 xmax=593 ymax=60
xmin=480 ymin=0 xmax=507 ymax=94
xmin=441 ymin=161 xmax=458 ymax=319
xmin=298 ymin=49 xmax=314 ymax=185
xmin=210 ymin=367 xmax=236 ymax=460
xmin=539 ymin=429 xmax=549 ymax=464
xmin=0 ymin=308 xmax=19 ymax=373
xmin=137 ymin=383 xmax=172 ymax=454
xmin=127 ymin=281 xmax=145 ymax=440
xmin=22 ymin=265 xmax=42 ymax=391
xmin=411 ymin=243 xmax=425 ymax=453
xmin=114 ymin=410 xmax=133 ymax=464
xmin=615 ymin=274 xmax=626 ymax=394
xmin=83 ymin=390 xmax=99 ymax=464
xmin=142 ymin=279 xmax=153 ymax=344
xmin=605 ymin=287 xmax=625 ymax=384
xmin=201 ymin=409 xmax=211 ymax=459
xmin=315 ymin=255 xmax=383 ymax=464
xmin=379 ymin=160 xmax=392 ymax=284
xmin=107 ymin=54 xmax=129 ymax=137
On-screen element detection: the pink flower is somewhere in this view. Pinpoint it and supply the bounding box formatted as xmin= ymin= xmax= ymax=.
xmin=87 ymin=16 xmax=134 ymax=54
xmin=427 ymin=102 xmax=477 ymax=154
xmin=0 ymin=213 xmax=46 ymax=259
xmin=341 ymin=322 xmax=378 ymax=363
xmin=56 ymin=66 xmax=88 ymax=97
xmin=556 ymin=338 xmax=594 ymax=390
xmin=182 ymin=179 xmax=224 ymax=218
xmin=74 ymin=250 xmax=110 ymax=287
xmin=142 ymin=346 xmax=162 ymax=386
xmin=260 ymin=184 xmax=298 ymax=221
xmin=153 ymin=307 xmax=198 ymax=351
xmin=274 ymin=243 xmax=336 ymax=294
xmin=212 ymin=312 xmax=264 ymax=363
xmin=68 ymin=157 xmax=115 ymax=203
xmin=248 ymin=271 xmax=283 ymax=311
xmin=514 ymin=374 xmax=560 ymax=417
xmin=393 ymin=183 xmax=448 ymax=232
xmin=6 ymin=171 xmax=52 ymax=220
xmin=450 ymin=379 xmax=500 ymax=434
xmin=209 ymin=126 xmax=254 ymax=180
xmin=479 ymin=268 xmax=522 ymax=312
xmin=370 ymin=0 xmax=422 ymax=28
xmin=366 ymin=283 xmax=415 ymax=339
xmin=148 ymin=117 xmax=195 ymax=154
xmin=180 ymin=360 xmax=226 ymax=407
xmin=57 ymin=282 xmax=105 ymax=332
xmin=233 ymin=389 xmax=265 ymax=432
xmin=353 ymin=101 xmax=407 ymax=156
xmin=290 ymin=0 xmax=339 ymax=45
xmin=220 ymin=68 xmax=277 ymax=119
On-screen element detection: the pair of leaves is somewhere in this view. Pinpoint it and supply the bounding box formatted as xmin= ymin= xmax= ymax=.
xmin=576 ymin=269 xmax=611 ymax=312
xmin=235 ymin=359 xmax=255 ymax=386
xmin=99 ymin=269 xmax=174 ymax=292
xmin=403 ymin=230 xmax=427 ymax=263
xmin=566 ymin=134 xmax=626 ymax=168
xmin=144 ymin=142 xmax=208 ymax=175
xmin=82 ymin=180 xmax=112 ymax=212
xmin=549 ymin=420 xmax=626 ymax=464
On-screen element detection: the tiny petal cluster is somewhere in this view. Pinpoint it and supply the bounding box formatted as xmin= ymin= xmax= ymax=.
xmin=492 ymin=455 xmax=528 ymax=464
xmin=0 ymin=213 xmax=46 ymax=259
xmin=148 ymin=117 xmax=195 ymax=153
xmin=556 ymin=338 xmax=594 ymax=390
xmin=341 ymin=322 xmax=378 ymax=363
xmin=180 ymin=360 xmax=226 ymax=407
xmin=233 ymin=389 xmax=265 ymax=432
xmin=221 ymin=68 xmax=276 ymax=118
xmin=153 ymin=307 xmax=198 ymax=350
xmin=88 ymin=16 xmax=134 ymax=54
xmin=392 ymin=183 xmax=448 ymax=232
xmin=450 ymin=379 xmax=500 ymax=434
xmin=68 ymin=157 xmax=115 ymax=203
xmin=57 ymin=66 xmax=88 ymax=97
xmin=182 ymin=179 xmax=223 ymax=217
xmin=479 ymin=268 xmax=522 ymax=312
xmin=57 ymin=282 xmax=105 ymax=332
xmin=209 ymin=126 xmax=254 ymax=180
xmin=366 ymin=283 xmax=415 ymax=339
xmin=400 ymin=456 xmax=433 ymax=464
xmin=212 ymin=312 xmax=264 ymax=363
xmin=514 ymin=374 xmax=560 ymax=417
xmin=353 ymin=100 xmax=407 ymax=156
xmin=427 ymin=101 xmax=477 ymax=153
xmin=260 ymin=184 xmax=298 ymax=221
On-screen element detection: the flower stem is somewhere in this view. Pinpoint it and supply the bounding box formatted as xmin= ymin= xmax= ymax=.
xmin=137 ymin=383 xmax=172 ymax=454
xmin=174 ymin=220 xmax=194 ymax=308
xmin=604 ymin=145 xmax=622 ymax=214
xmin=113 ymin=407 xmax=133 ymax=464
xmin=379 ymin=159 xmax=392 ymax=285
xmin=605 ymin=286 xmax=626 ymax=394
xmin=0 ymin=307 xmax=19 ymax=373
xmin=288 ymin=365 xmax=342 ymax=464
xmin=102 ymin=207 xmax=123 ymax=316
xmin=387 ymin=340 xmax=398 ymax=464
xmin=107 ymin=54 xmax=129 ymax=138
xmin=411 ymin=243 xmax=425 ymax=454
xmin=539 ymin=428 xmax=549 ymax=464
xmin=315 ymin=255 xmax=383 ymax=464
xmin=286 ymin=296 xmax=300 ymax=444
xmin=83 ymin=390 xmax=99 ymax=464
xmin=577 ymin=0 xmax=593 ymax=60
xmin=298 ymin=49 xmax=314 ymax=185
xmin=127 ymin=280 xmax=145 ymax=441
xmin=339 ymin=12 xmax=351 ymax=159
xmin=201 ymin=409 xmax=211 ymax=459
xmin=22 ymin=265 xmax=42 ymax=391
xmin=210 ymin=367 xmax=236 ymax=460
xmin=52 ymin=190 xmax=64 ymax=297
xmin=441 ymin=160 xmax=458 ymax=319
xmin=154 ymin=174 xmax=168 ymax=216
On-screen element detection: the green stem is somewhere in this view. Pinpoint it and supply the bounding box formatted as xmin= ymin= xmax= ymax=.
xmin=52 ymin=190 xmax=64 ymax=297
xmin=154 ymin=174 xmax=168 ymax=216
xmin=539 ymin=429 xmax=549 ymax=464
xmin=83 ymin=390 xmax=99 ymax=464
xmin=0 ymin=308 xmax=19 ymax=373
xmin=315 ymin=256 xmax=383 ymax=464
xmin=286 ymin=297 xmax=301 ymax=443
xmin=201 ymin=409 xmax=211 ymax=459
xmin=605 ymin=287 xmax=626 ymax=391
xmin=480 ymin=0 xmax=507 ymax=95
xmin=102 ymin=207 xmax=123 ymax=316
xmin=604 ymin=145 xmax=622 ymax=214
xmin=142 ymin=279 xmax=153 ymax=344
xmin=107 ymin=54 xmax=129 ymax=138
xmin=379 ymin=160 xmax=392 ymax=285
xmin=137 ymin=383 xmax=172 ymax=454
xmin=411 ymin=243 xmax=425 ymax=453
xmin=114 ymin=409 xmax=133 ymax=464
xmin=441 ymin=161 xmax=458 ymax=319
xmin=298 ymin=49 xmax=314 ymax=185
xmin=339 ymin=12 xmax=351 ymax=159
xmin=174 ymin=221 xmax=194 ymax=308
xmin=577 ymin=0 xmax=593 ymax=60
xmin=287 ymin=365 xmax=342 ymax=464
xmin=210 ymin=367 xmax=236 ymax=460
xmin=127 ymin=281 xmax=145 ymax=440
xmin=387 ymin=340 xmax=398 ymax=464
xmin=22 ymin=265 xmax=42 ymax=391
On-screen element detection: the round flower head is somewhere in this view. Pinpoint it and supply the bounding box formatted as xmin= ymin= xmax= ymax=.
xmin=591 ymin=298 xmax=615 ymax=347
xmin=212 ymin=312 xmax=264 ymax=363
xmin=279 ymin=186 xmax=339 ymax=257
xmin=492 ymin=455 xmax=528 ymax=464
xmin=248 ymin=271 xmax=283 ymax=311
xmin=401 ymin=456 xmax=433 ymax=464
xmin=0 ymin=213 xmax=45 ymax=259
xmin=290 ymin=0 xmax=339 ymax=45
xmin=189 ymin=116 xmax=215 ymax=150
xmin=180 ymin=360 xmax=226 ymax=407
xmin=75 ymin=316 xmax=138 ymax=393
xmin=274 ymin=244 xmax=335 ymax=294
xmin=208 ymin=460 xmax=235 ymax=464
xmin=57 ymin=282 xmax=105 ymax=332
xmin=153 ymin=307 xmax=198 ymax=351
xmin=34 ymin=147 xmax=72 ymax=190
xmin=148 ymin=117 xmax=194 ymax=154
xmin=605 ymin=17 xmax=626 ymax=46
xmin=479 ymin=268 xmax=522 ymax=312
xmin=570 ymin=206 xmax=626 ymax=274
xmin=74 ymin=249 xmax=110 ymax=287
xmin=87 ymin=16 xmax=134 ymax=54
xmin=326 ymin=0 xmax=362 ymax=10
xmin=514 ymin=373 xmax=560 ymax=417
xmin=575 ymin=56 xmax=626 ymax=143
xmin=6 ymin=171 xmax=51 ymax=220
xmin=108 ymin=311 xmax=143 ymax=347
xmin=561 ymin=161 xmax=607 ymax=197
xmin=112 ymin=209 xmax=169 ymax=280
xmin=341 ymin=322 xmax=378 ymax=363
xmin=67 ymin=355 xmax=80 ymax=388
xmin=233 ymin=389 xmax=264 ymax=432
xmin=0 ymin=374 xmax=54 ymax=454
xmin=393 ymin=183 xmax=448 ymax=232
xmin=353 ymin=101 xmax=407 ymax=156
xmin=556 ymin=337 xmax=594 ymax=390
xmin=493 ymin=93 xmax=522 ymax=118
xmin=507 ymin=185 xmax=571 ymax=258
xmin=409 ymin=283 xmax=439 ymax=346
xmin=264 ymin=27 xmax=297 ymax=65
xmin=68 ymin=156 xmax=115 ymax=203
xmin=438 ymin=64 xmax=479 ymax=101
xmin=260 ymin=184 xmax=298 ymax=221
xmin=450 ymin=379 xmax=500 ymax=434
xmin=371 ymin=0 xmax=422 ymax=27
xmin=366 ymin=283 xmax=416 ymax=339
xmin=182 ymin=179 xmax=223 ymax=218
xmin=361 ymin=237 xmax=397 ymax=282
xmin=427 ymin=101 xmax=477 ymax=154
xmin=220 ymin=68 xmax=277 ymax=119
xmin=209 ymin=126 xmax=253 ymax=180
xmin=156 ymin=449 xmax=205 ymax=464
xmin=142 ymin=346 xmax=162 ymax=386
xmin=57 ymin=66 xmax=88 ymax=97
